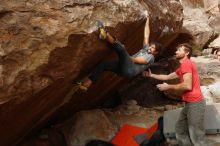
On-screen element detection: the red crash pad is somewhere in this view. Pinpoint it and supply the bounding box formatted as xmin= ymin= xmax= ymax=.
xmin=111 ymin=123 xmax=158 ymax=146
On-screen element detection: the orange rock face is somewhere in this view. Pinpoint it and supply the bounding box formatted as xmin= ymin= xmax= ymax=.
xmin=0 ymin=0 xmax=183 ymax=146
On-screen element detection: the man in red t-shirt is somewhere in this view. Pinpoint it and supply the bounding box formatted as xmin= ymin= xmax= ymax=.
xmin=143 ymin=43 xmax=207 ymax=146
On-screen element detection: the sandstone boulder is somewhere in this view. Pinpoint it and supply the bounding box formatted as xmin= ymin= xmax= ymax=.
xmin=204 ymin=0 xmax=220 ymax=14
xmin=180 ymin=0 xmax=204 ymax=8
xmin=0 ymin=0 xmax=148 ymax=103
xmin=208 ymin=35 xmax=220 ymax=48
xmin=0 ymin=1 xmax=183 ymax=146
xmin=192 ymin=56 xmax=220 ymax=84
xmin=208 ymin=81 xmax=220 ymax=102
xmin=201 ymin=81 xmax=220 ymax=105
xmin=182 ymin=7 xmax=214 ymax=49
xmin=66 ymin=110 xmax=117 ymax=146
xmin=209 ymin=14 xmax=220 ymax=32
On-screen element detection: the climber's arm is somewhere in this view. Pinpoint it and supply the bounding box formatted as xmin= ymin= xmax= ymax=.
xmin=143 ymin=13 xmax=150 ymax=46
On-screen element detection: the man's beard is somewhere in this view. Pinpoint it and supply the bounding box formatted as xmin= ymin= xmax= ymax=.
xmin=175 ymin=55 xmax=184 ymax=60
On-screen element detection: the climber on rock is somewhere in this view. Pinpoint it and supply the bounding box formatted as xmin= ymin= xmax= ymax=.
xmin=77 ymin=11 xmax=162 ymax=91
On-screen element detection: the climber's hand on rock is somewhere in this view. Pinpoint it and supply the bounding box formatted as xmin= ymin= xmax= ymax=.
xmin=142 ymin=10 xmax=149 ymax=18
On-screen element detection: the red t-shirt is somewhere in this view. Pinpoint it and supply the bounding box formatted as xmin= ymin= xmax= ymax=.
xmin=175 ymin=58 xmax=203 ymax=103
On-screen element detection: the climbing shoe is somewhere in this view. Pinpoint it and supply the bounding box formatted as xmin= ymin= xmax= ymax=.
xmin=76 ymin=81 xmax=88 ymax=92
xmin=99 ymin=28 xmax=107 ymax=39
xmin=96 ymin=20 xmax=105 ymax=28
xmin=96 ymin=20 xmax=107 ymax=40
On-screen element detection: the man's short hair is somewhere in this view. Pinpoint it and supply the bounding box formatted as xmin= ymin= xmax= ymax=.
xmin=177 ymin=43 xmax=192 ymax=58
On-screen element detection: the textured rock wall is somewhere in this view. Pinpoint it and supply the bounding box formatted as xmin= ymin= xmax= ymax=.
xmin=0 ymin=0 xmax=146 ymax=103
xmin=0 ymin=0 xmax=183 ymax=146
xmin=192 ymin=56 xmax=220 ymax=104
xmin=180 ymin=1 xmax=213 ymax=49
xmin=179 ymin=0 xmax=220 ymax=50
